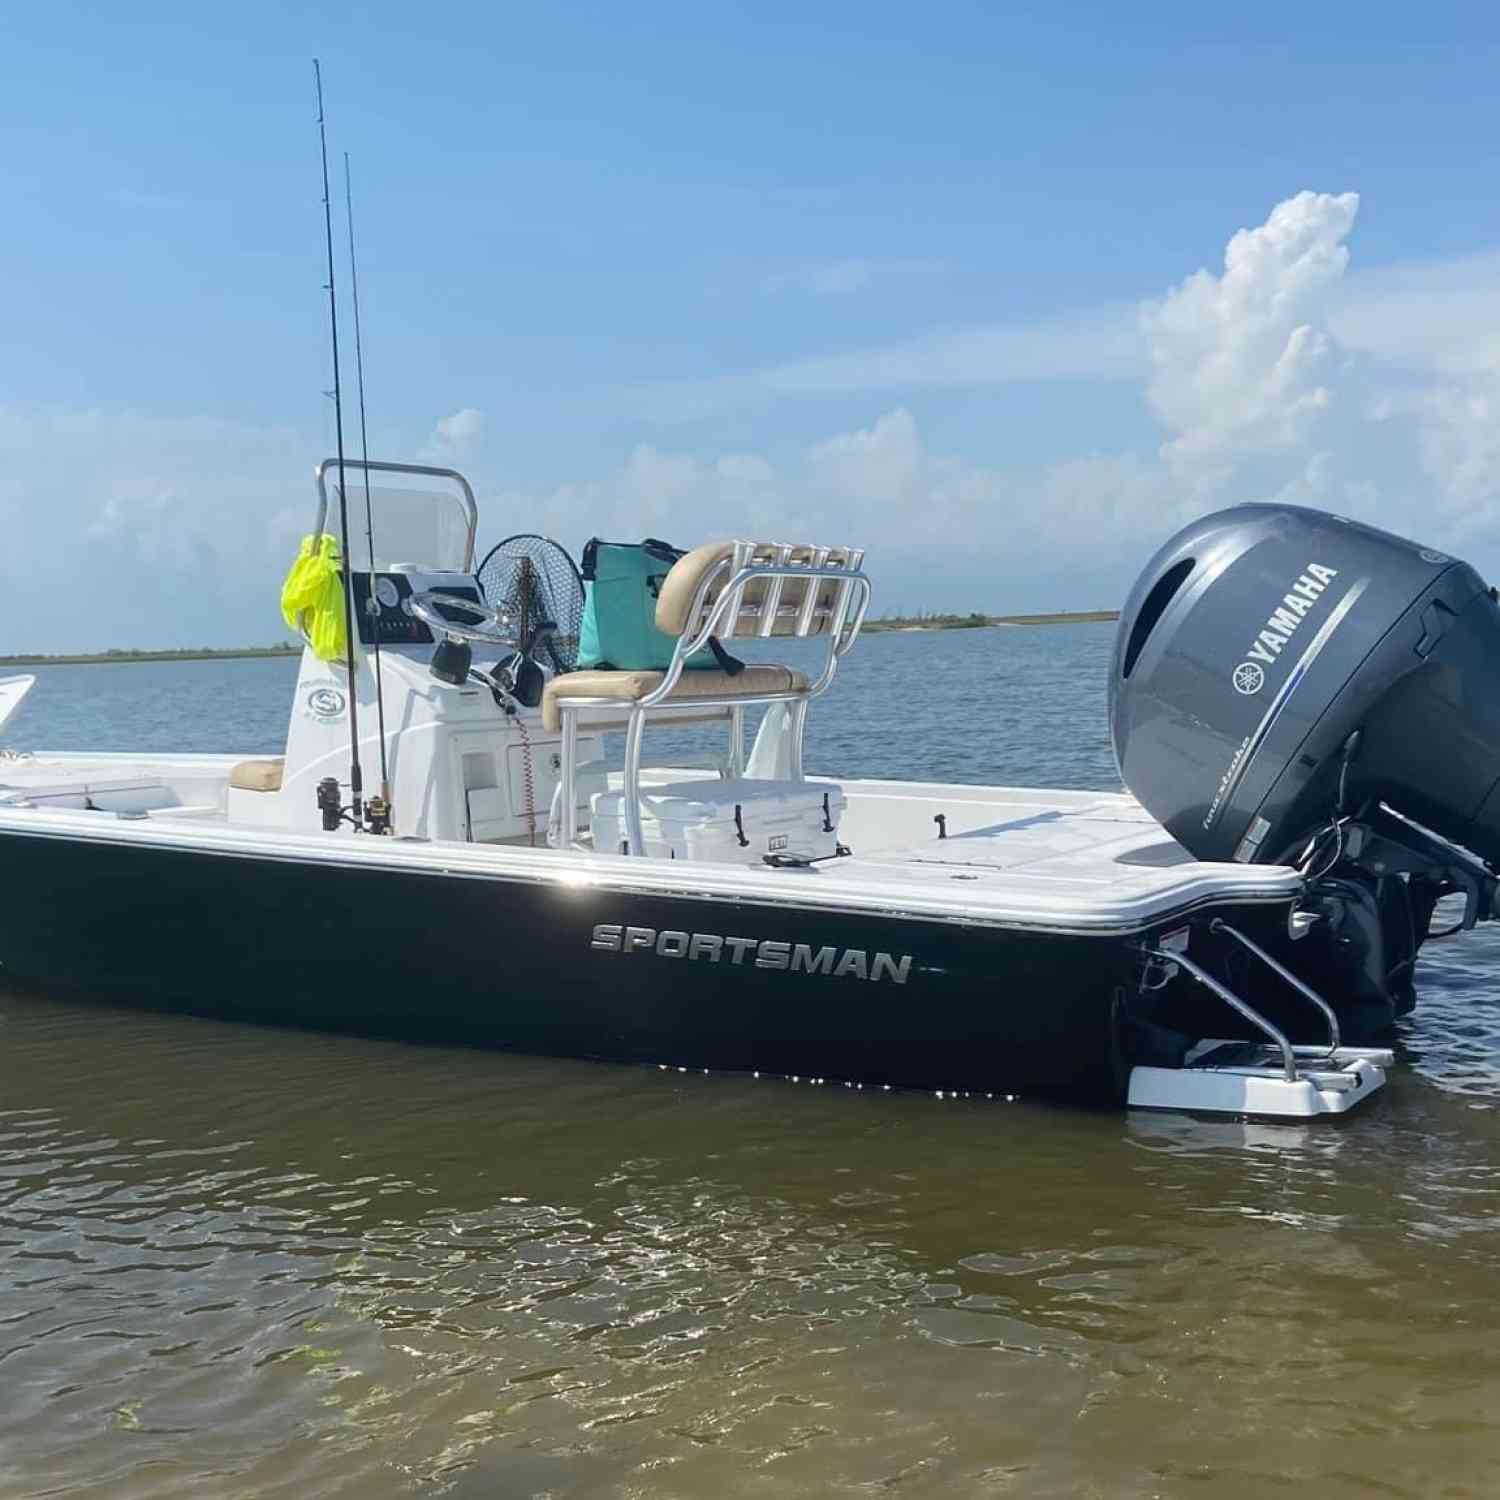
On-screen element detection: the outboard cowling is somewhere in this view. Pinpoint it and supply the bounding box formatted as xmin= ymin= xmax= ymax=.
xmin=1112 ymin=503 xmax=1500 ymax=1028
xmin=1111 ymin=503 xmax=1500 ymax=868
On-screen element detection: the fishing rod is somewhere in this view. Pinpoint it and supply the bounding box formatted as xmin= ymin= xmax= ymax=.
xmin=344 ymin=150 xmax=392 ymax=833
xmin=313 ymin=58 xmax=364 ymax=831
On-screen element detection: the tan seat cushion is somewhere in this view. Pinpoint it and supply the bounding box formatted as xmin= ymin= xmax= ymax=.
xmin=229 ymin=758 xmax=285 ymax=792
xmin=542 ymin=664 xmax=808 ymax=732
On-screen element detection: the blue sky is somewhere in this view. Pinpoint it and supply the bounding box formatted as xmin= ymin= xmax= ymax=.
xmin=3 ymin=1 xmax=1500 ymax=649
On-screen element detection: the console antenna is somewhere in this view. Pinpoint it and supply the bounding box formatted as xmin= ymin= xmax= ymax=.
xmin=313 ymin=59 xmax=364 ymax=831
xmin=344 ymin=151 xmax=392 ymax=833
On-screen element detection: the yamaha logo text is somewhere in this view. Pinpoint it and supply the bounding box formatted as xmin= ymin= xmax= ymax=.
xmin=1232 ymin=562 xmax=1339 ymax=694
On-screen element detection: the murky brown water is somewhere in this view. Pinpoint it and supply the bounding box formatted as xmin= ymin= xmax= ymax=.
xmin=5 ymin=636 xmax=1500 ymax=1497
xmin=4 ymin=970 xmax=1500 ymax=1499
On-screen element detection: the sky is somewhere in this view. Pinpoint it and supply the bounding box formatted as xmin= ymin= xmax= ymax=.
xmin=2 ymin=0 xmax=1499 ymax=650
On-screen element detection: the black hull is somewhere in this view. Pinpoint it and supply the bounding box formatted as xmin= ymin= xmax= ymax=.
xmin=0 ymin=829 xmax=1297 ymax=1099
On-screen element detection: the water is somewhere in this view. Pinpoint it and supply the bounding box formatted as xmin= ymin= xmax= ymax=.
xmin=4 ymin=627 xmax=1500 ymax=1498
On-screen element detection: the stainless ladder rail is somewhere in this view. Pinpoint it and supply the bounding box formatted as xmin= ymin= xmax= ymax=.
xmin=1146 ymin=916 xmax=1348 ymax=1085
xmin=1209 ymin=918 xmax=1341 ymax=1058
xmin=1146 ymin=947 xmax=1300 ymax=1083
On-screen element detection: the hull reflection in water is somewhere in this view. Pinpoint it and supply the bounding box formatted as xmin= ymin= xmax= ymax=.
xmin=4 ymin=985 xmax=1500 ymax=1497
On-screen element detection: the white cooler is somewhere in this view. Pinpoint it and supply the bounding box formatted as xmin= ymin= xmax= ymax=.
xmin=590 ymin=778 xmax=847 ymax=864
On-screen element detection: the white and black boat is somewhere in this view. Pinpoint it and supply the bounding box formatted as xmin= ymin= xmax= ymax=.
xmin=4 ymin=459 xmax=1499 ymax=1117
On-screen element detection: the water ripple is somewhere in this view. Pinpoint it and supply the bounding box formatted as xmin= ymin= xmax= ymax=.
xmin=5 ymin=635 xmax=1500 ymax=1496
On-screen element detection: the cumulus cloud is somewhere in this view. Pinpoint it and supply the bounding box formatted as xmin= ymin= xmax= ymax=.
xmin=808 ymin=407 xmax=926 ymax=505
xmin=421 ymin=407 xmax=484 ymax=459
xmin=1331 ymin=249 xmax=1500 ymax=535
xmin=0 ymin=403 xmax=313 ymax=651
xmin=533 ymin=189 xmax=1500 ymax=577
xmin=1142 ymin=191 xmax=1358 ymax=495
xmin=10 ymin=189 xmax=1500 ymax=650
xmin=437 ymin=407 xmax=482 ymax=444
xmin=1330 ymin=249 xmax=1500 ymax=378
xmin=1397 ymin=382 xmax=1500 ymax=527
xmin=516 ymin=406 xmax=1164 ymax=571
xmin=630 ymin=190 xmax=1498 ymax=554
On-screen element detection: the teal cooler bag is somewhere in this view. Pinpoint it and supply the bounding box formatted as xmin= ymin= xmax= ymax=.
xmin=577 ymin=538 xmax=735 ymax=672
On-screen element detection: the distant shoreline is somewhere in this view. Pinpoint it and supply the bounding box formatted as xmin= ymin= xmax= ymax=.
xmin=0 ymin=646 xmax=301 ymax=668
xmin=2 ymin=611 xmax=1120 ymax=665
xmin=863 ymin=610 xmax=1118 ymax=633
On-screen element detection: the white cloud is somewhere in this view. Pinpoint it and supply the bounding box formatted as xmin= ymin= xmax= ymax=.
xmin=0 ymin=403 xmax=313 ymax=651
xmin=421 ymin=407 xmax=484 ymax=460
xmin=1331 ymin=247 xmax=1500 ymax=536
xmin=1396 ymin=381 xmax=1500 ymax=528
xmin=514 ymin=405 xmax=1167 ymax=569
xmin=0 ymin=405 xmax=308 ymax=563
xmin=808 ymin=407 xmax=926 ymax=504
xmin=1330 ymin=249 xmax=1500 ymax=378
xmin=1142 ymin=191 xmax=1358 ymax=496
xmin=536 ymin=190 xmax=1500 ymax=572
xmin=437 ymin=407 xmax=483 ymax=444
xmin=10 ymin=190 xmax=1500 ymax=651
xmin=635 ymin=193 xmax=1500 ymax=553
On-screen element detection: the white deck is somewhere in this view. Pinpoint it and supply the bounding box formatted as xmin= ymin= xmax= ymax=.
xmin=0 ymin=751 xmax=1302 ymax=934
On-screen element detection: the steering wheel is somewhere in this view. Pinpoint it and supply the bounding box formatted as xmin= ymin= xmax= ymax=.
xmin=407 ymin=590 xmax=517 ymax=647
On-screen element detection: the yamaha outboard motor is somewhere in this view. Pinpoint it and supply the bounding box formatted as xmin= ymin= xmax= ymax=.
xmin=1111 ymin=502 xmax=1500 ymax=1026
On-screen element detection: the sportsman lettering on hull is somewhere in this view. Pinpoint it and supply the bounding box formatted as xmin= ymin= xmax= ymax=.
xmin=1243 ymin=564 xmax=1339 ymax=665
xmin=590 ymin=924 xmax=914 ymax=984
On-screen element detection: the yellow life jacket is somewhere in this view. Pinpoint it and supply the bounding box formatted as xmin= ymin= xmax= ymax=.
xmin=280 ymin=533 xmax=350 ymax=663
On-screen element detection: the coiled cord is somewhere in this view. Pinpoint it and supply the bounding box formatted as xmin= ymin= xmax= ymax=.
xmin=514 ymin=712 xmax=537 ymax=846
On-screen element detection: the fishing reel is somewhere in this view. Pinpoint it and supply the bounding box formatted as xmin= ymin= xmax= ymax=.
xmin=315 ymin=776 xmax=392 ymax=835
xmin=316 ymin=775 xmax=344 ymax=831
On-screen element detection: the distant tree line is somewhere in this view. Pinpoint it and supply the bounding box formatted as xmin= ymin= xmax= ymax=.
xmin=862 ymin=609 xmax=1117 ymax=633
xmin=0 ymin=644 xmax=301 ymax=667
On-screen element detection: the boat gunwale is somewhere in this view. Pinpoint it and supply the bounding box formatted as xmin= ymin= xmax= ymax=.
xmin=0 ymin=804 xmax=1304 ymax=938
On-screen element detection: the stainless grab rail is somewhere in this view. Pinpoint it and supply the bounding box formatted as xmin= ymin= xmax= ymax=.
xmin=1147 ymin=948 xmax=1299 ymax=1083
xmin=313 ymin=458 xmax=480 ymax=571
xmin=1209 ymin=918 xmax=1341 ymax=1058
